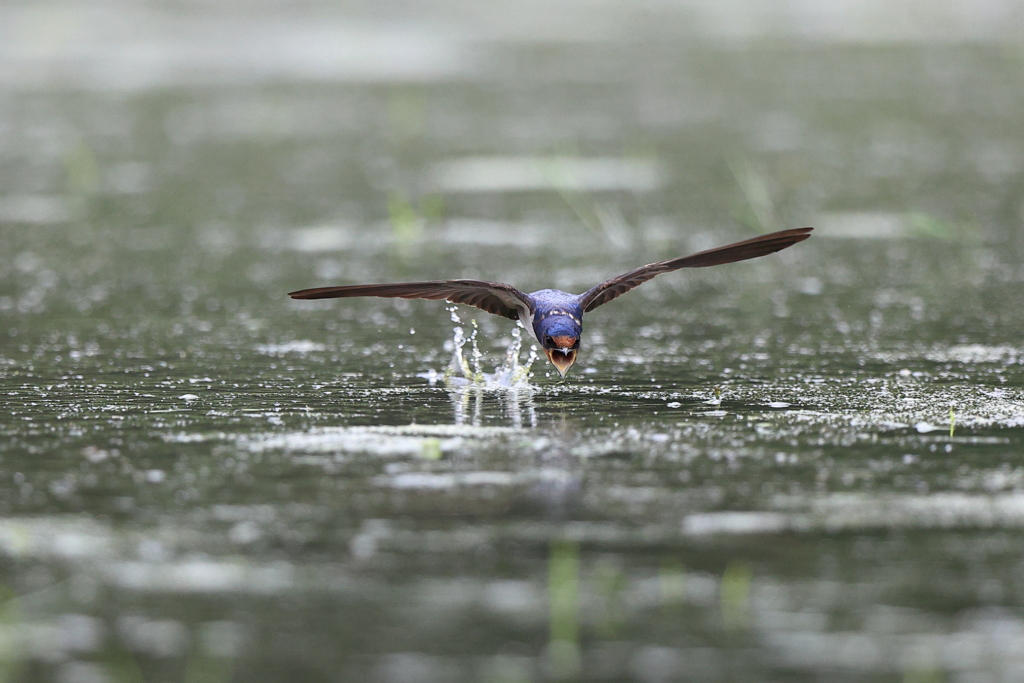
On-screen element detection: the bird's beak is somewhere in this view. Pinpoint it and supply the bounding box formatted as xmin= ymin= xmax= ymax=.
xmin=544 ymin=347 xmax=578 ymax=378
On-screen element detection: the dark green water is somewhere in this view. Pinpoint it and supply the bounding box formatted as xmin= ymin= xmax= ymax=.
xmin=3 ymin=2 xmax=1024 ymax=681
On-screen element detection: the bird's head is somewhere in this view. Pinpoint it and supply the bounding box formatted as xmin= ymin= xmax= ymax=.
xmin=535 ymin=314 xmax=581 ymax=378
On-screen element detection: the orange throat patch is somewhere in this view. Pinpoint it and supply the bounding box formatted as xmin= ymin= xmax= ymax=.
xmin=551 ymin=335 xmax=577 ymax=349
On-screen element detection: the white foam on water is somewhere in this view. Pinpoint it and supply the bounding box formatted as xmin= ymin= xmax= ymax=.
xmin=925 ymin=344 xmax=1021 ymax=364
xmin=874 ymin=344 xmax=1022 ymax=365
xmin=0 ymin=7 xmax=481 ymax=91
xmin=167 ymin=419 xmax=520 ymax=458
xmin=0 ymin=195 xmax=73 ymax=224
xmin=107 ymin=559 xmax=294 ymax=594
xmin=815 ymin=211 xmax=911 ymax=239
xmin=287 ymin=225 xmax=356 ymax=252
xmin=429 ymin=156 xmax=667 ymax=193
xmin=683 ymin=492 xmax=1024 ymax=536
xmin=239 ymin=423 xmax=519 ymax=456
xmin=679 ymin=371 xmax=1024 ymax=435
xmin=683 ymin=512 xmax=791 ymax=536
xmin=255 ymin=340 xmax=327 ymax=355
xmin=376 ymin=471 xmax=518 ymax=489
xmin=0 ymin=518 xmax=114 ymax=561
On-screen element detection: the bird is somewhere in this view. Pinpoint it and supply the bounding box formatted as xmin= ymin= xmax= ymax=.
xmin=288 ymin=227 xmax=812 ymax=378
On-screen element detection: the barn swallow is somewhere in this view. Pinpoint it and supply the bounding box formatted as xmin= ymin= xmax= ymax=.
xmin=289 ymin=227 xmax=812 ymax=378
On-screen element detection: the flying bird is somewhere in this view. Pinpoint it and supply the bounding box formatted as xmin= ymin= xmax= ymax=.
xmin=289 ymin=227 xmax=812 ymax=378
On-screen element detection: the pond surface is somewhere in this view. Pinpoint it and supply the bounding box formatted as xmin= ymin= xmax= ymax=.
xmin=3 ymin=1 xmax=1024 ymax=681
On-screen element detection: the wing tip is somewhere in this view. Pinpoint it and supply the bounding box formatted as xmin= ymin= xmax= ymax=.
xmin=764 ymin=226 xmax=813 ymax=250
xmin=789 ymin=226 xmax=813 ymax=243
xmin=774 ymin=226 xmax=813 ymax=239
xmin=289 ymin=287 xmax=337 ymax=300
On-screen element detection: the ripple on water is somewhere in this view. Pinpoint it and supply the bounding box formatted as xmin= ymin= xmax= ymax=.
xmin=683 ymin=492 xmax=1024 ymax=536
xmin=163 ymin=423 xmax=522 ymax=458
xmin=428 ymin=156 xmax=668 ymax=193
xmin=0 ymin=518 xmax=114 ymax=561
xmin=108 ymin=559 xmax=294 ymax=594
xmin=256 ymin=340 xmax=327 ymax=355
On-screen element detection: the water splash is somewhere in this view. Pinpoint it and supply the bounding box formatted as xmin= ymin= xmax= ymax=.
xmin=413 ymin=307 xmax=539 ymax=427
xmin=428 ymin=305 xmax=537 ymax=391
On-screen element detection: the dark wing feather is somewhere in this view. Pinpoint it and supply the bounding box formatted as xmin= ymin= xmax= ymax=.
xmin=579 ymin=227 xmax=812 ymax=312
xmin=288 ymin=279 xmax=534 ymax=321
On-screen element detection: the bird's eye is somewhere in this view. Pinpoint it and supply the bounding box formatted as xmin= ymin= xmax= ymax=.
xmin=544 ymin=336 xmax=555 ymax=348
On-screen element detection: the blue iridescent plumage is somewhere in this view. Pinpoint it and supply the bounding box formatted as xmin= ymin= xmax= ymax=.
xmin=527 ymin=290 xmax=584 ymax=376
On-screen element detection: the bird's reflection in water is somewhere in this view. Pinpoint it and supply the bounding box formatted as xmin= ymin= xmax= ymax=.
xmin=446 ymin=382 xmax=537 ymax=428
xmin=502 ymin=386 xmax=538 ymax=429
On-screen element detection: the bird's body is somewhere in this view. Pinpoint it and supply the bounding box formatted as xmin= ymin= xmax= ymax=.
xmin=520 ymin=289 xmax=584 ymax=375
xmin=289 ymin=227 xmax=812 ymax=377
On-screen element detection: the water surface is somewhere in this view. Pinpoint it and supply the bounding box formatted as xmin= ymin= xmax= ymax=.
xmin=3 ymin=1 xmax=1024 ymax=681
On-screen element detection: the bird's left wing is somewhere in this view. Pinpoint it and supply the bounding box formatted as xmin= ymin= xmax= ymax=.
xmin=578 ymin=227 xmax=812 ymax=312
xmin=288 ymin=279 xmax=534 ymax=321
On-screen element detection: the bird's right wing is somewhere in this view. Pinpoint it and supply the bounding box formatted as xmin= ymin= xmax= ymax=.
xmin=288 ymin=279 xmax=534 ymax=321
xmin=578 ymin=227 xmax=812 ymax=312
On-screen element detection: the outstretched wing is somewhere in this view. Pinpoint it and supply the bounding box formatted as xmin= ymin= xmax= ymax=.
xmin=288 ymin=279 xmax=535 ymax=321
xmin=579 ymin=227 xmax=813 ymax=312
